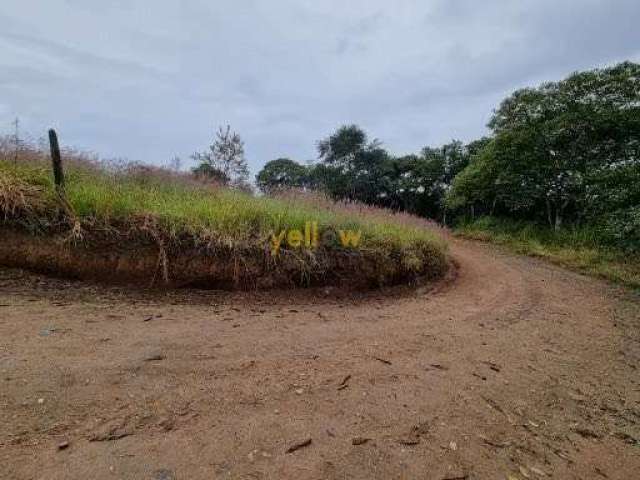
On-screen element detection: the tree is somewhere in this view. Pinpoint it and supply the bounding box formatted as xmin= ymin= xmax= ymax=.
xmin=256 ymin=158 xmax=308 ymax=193
xmin=307 ymin=163 xmax=352 ymax=198
xmin=388 ymin=140 xmax=476 ymax=221
xmin=314 ymin=125 xmax=390 ymax=202
xmin=347 ymin=147 xmax=395 ymax=205
xmin=312 ymin=126 xmax=478 ymax=220
xmin=317 ymin=124 xmax=372 ymax=169
xmin=191 ymin=125 xmax=249 ymax=186
xmin=451 ymin=62 xmax=640 ymax=230
xmin=447 ymin=140 xmax=501 ymax=217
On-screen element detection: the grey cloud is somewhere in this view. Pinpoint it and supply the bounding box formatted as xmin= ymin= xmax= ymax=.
xmin=0 ymin=31 xmax=167 ymax=79
xmin=0 ymin=0 xmax=639 ymax=175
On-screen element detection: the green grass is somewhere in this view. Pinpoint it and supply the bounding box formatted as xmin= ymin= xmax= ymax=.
xmin=0 ymin=159 xmax=444 ymax=247
xmin=455 ymin=216 xmax=640 ymax=289
xmin=0 ymin=158 xmax=448 ymax=286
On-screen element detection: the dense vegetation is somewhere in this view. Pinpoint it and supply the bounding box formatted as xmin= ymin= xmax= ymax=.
xmin=257 ymin=128 xmax=484 ymax=222
xmin=256 ymin=62 xmax=640 ymax=272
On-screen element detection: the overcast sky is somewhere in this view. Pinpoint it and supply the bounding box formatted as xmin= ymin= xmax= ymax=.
xmin=1 ymin=0 xmax=639 ymax=175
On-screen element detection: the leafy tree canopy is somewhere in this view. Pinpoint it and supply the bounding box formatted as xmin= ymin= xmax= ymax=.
xmin=256 ymin=158 xmax=308 ymax=193
xmin=449 ymin=61 xmax=640 ymax=229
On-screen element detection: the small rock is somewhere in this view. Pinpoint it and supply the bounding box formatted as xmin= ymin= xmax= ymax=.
xmin=352 ymin=436 xmax=370 ymax=445
xmin=294 ymin=388 xmax=304 ymax=395
xmin=37 ymin=398 xmax=45 ymax=405
xmin=57 ymin=440 xmax=70 ymax=450
xmin=449 ymin=441 xmax=458 ymax=451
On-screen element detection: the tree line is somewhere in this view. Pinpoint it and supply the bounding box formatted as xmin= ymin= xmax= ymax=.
xmin=251 ymin=62 xmax=639 ymax=251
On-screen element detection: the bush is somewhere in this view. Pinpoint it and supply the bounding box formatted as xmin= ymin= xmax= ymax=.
xmin=600 ymin=207 xmax=640 ymax=253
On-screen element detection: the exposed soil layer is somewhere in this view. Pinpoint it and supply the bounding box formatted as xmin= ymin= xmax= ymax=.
xmin=0 ymin=229 xmax=447 ymax=290
xmin=0 ymin=239 xmax=639 ymax=479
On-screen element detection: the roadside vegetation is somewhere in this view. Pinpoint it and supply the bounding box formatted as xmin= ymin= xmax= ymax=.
xmin=455 ymin=217 xmax=640 ymax=289
xmin=0 ymin=151 xmax=448 ymax=289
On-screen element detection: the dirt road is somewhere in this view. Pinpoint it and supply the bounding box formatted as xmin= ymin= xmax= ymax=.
xmin=1 ymin=239 xmax=639 ymax=479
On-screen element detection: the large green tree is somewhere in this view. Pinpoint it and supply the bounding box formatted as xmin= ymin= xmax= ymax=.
xmin=313 ymin=125 xmax=391 ymax=203
xmin=449 ymin=62 xmax=640 ymax=230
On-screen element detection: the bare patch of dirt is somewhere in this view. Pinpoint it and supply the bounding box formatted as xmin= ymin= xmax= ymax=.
xmin=0 ymin=239 xmax=638 ymax=479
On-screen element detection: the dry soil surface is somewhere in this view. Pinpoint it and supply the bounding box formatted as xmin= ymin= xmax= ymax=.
xmin=0 ymin=239 xmax=639 ymax=480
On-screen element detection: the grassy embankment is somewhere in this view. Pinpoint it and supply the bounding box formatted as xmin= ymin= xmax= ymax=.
xmin=456 ymin=217 xmax=640 ymax=289
xmin=0 ymin=158 xmax=448 ymax=288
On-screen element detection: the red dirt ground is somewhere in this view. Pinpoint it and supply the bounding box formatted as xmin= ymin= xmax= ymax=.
xmin=1 ymin=239 xmax=639 ymax=479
